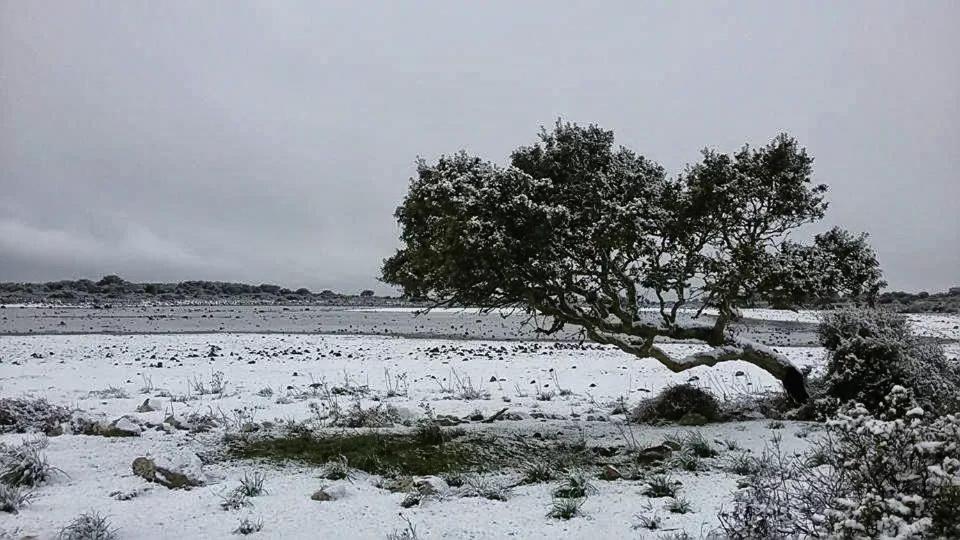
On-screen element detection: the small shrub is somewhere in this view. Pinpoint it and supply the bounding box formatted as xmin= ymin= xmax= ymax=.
xmin=668 ymin=450 xmax=700 ymax=471
xmin=720 ymin=386 xmax=960 ymax=539
xmin=664 ymin=430 xmax=717 ymax=458
xmin=521 ymin=461 xmax=555 ymax=484
xmin=725 ymin=452 xmax=760 ymax=476
xmin=219 ymin=490 xmax=253 ymax=511
xmin=631 ymin=385 xmax=719 ymax=424
xmin=233 ymin=516 xmax=263 ymax=535
xmin=682 ymin=431 xmax=717 ymax=458
xmin=58 ymin=512 xmax=118 ymax=540
xmin=0 ymin=436 xmax=61 ymax=487
xmin=643 ymin=474 xmax=678 ymax=498
xmin=236 ymin=471 xmax=267 ymax=497
xmin=552 ymin=470 xmax=597 ymax=499
xmin=666 ymin=497 xmax=692 ymax=514
xmin=817 ymin=308 xmax=960 ymax=414
xmin=0 ymin=398 xmax=71 ymax=434
xmin=385 ymin=514 xmax=419 ymax=540
xmin=633 ymin=511 xmax=663 ymax=530
xmin=547 ymin=496 xmax=585 ymax=519
xmin=0 ymin=484 xmax=34 ymax=513
xmin=321 ymin=455 xmax=352 ymax=480
xmin=463 ymin=474 xmax=510 ymax=501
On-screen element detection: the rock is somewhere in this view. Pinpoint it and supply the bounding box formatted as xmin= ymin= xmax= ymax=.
xmin=311 ymin=484 xmax=349 ymax=501
xmin=311 ymin=489 xmax=333 ymax=501
xmin=434 ymin=415 xmax=461 ymax=427
xmin=132 ymin=451 xmax=205 ymax=489
xmin=636 ymin=444 xmax=674 ymax=464
xmin=678 ymin=412 xmax=709 ymax=426
xmin=102 ymin=416 xmax=142 ymax=437
xmin=163 ymin=415 xmax=188 ymax=430
xmin=602 ymin=465 xmax=622 ymax=480
xmin=400 ymin=492 xmax=421 ymax=508
xmin=136 ymin=398 xmax=164 ymax=413
xmin=413 ymin=476 xmax=448 ymax=496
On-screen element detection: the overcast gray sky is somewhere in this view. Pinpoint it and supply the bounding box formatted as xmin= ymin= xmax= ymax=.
xmin=2 ymin=1 xmax=957 ymax=293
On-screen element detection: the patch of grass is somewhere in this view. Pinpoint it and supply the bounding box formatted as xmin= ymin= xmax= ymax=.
xmin=462 ymin=474 xmax=510 ymax=501
xmin=669 ymin=450 xmax=700 ymax=471
xmin=726 ymin=452 xmax=761 ymax=476
xmin=665 ymin=430 xmax=717 ymax=458
xmin=0 ymin=484 xmax=34 ymax=513
xmin=0 ymin=436 xmax=63 ymax=487
xmin=321 ymin=455 xmax=352 ymax=480
xmin=521 ymin=461 xmax=555 ymax=484
xmin=219 ymin=490 xmax=252 ymax=511
xmin=385 ymin=514 xmax=420 ymax=540
xmin=58 ymin=511 xmax=118 ymax=540
xmin=633 ymin=511 xmax=663 ymax=530
xmin=666 ymin=496 xmax=693 ymax=514
xmin=547 ymin=496 xmax=585 ymax=519
xmin=552 ymin=470 xmax=597 ymax=499
xmin=233 ymin=516 xmax=263 ymax=535
xmin=643 ymin=474 xmax=678 ymax=498
xmin=236 ymin=471 xmax=267 ymax=497
xmin=229 ymin=431 xmax=479 ymax=477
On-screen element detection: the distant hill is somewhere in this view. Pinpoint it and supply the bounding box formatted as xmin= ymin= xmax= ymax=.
xmin=0 ymin=275 xmax=419 ymax=307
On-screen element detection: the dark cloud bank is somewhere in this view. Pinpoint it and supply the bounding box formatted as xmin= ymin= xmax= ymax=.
xmin=2 ymin=1 xmax=957 ymax=293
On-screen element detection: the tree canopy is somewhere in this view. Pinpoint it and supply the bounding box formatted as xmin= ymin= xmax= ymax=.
xmin=383 ymin=122 xmax=885 ymax=402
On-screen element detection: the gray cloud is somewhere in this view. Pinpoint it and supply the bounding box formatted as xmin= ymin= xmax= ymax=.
xmin=2 ymin=1 xmax=958 ymax=292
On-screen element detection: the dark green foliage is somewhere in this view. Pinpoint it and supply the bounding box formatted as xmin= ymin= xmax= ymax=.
xmin=228 ymin=431 xmax=478 ymax=476
xmin=383 ymin=122 xmax=884 ymax=403
xmin=630 ymin=385 xmax=719 ymax=424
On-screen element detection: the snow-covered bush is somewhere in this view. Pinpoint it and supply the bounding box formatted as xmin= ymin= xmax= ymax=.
xmin=58 ymin=511 xmax=118 ymax=540
xmin=0 ymin=484 xmax=34 ymax=513
xmin=0 ymin=436 xmax=60 ymax=487
xmin=720 ymin=386 xmax=960 ymax=539
xmin=0 ymin=397 xmax=71 ymax=434
xmin=817 ymin=308 xmax=960 ymax=414
xmin=630 ymin=384 xmax=719 ymax=424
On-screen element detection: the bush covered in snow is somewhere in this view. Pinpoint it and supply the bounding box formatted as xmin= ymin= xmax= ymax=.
xmin=720 ymin=386 xmax=960 ymax=539
xmin=0 ymin=397 xmax=71 ymax=434
xmin=630 ymin=384 xmax=719 ymax=424
xmin=0 ymin=436 xmax=60 ymax=487
xmin=58 ymin=511 xmax=118 ymax=540
xmin=817 ymin=308 xmax=960 ymax=414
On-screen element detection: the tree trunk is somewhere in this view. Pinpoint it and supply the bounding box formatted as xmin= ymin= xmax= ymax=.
xmin=588 ymin=328 xmax=809 ymax=403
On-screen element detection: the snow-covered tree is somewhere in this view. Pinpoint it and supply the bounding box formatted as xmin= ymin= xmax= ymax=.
xmin=382 ymin=122 xmax=885 ymax=402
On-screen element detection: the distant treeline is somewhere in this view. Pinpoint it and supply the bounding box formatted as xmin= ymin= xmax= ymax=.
xmin=1 ymin=275 xmax=956 ymax=312
xmin=0 ymin=275 xmax=409 ymax=306
xmin=876 ymin=287 xmax=960 ymax=314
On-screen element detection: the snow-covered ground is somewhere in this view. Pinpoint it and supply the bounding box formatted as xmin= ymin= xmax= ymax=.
xmin=0 ymin=312 xmax=956 ymax=539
